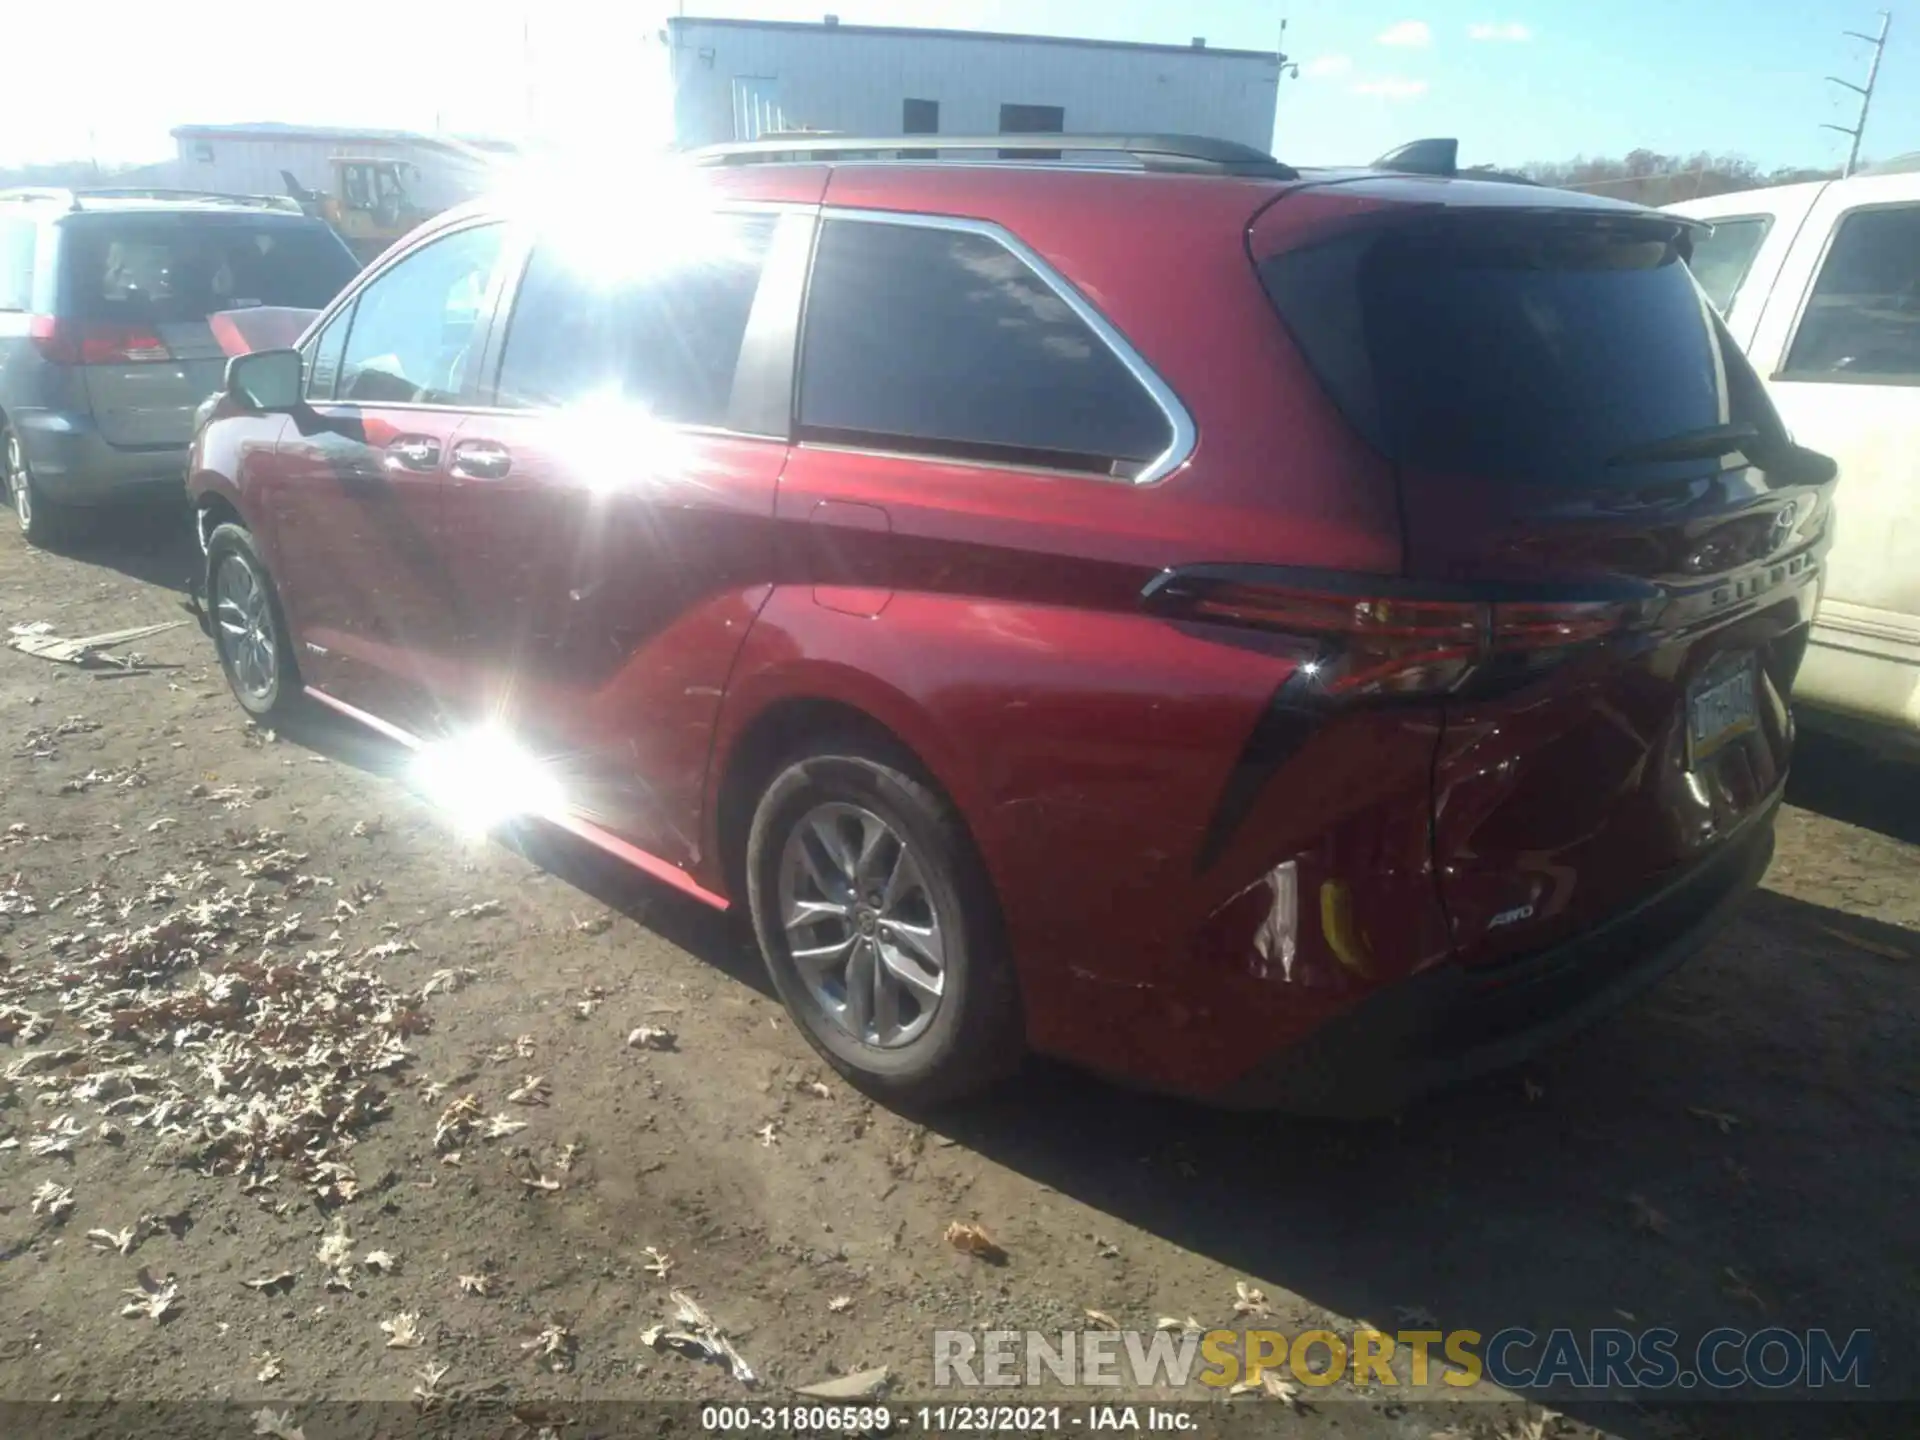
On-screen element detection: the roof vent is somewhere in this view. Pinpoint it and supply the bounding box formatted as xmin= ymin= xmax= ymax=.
xmin=824 ymin=13 xmax=839 ymax=25
xmin=1191 ymin=37 xmax=1207 ymax=48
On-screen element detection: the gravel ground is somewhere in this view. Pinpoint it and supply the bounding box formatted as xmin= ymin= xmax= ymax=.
xmin=1 ymin=513 xmax=1915 ymax=1440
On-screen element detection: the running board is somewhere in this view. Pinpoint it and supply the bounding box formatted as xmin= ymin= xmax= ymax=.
xmin=301 ymin=686 xmax=732 ymax=912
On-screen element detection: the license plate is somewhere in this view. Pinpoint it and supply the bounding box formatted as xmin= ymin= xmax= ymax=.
xmin=1687 ymin=654 xmax=1758 ymax=765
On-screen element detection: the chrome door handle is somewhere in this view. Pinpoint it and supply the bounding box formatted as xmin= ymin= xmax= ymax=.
xmin=451 ymin=439 xmax=511 ymax=480
xmin=385 ymin=435 xmax=441 ymax=471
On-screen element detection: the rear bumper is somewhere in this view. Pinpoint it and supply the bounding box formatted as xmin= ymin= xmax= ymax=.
xmin=13 ymin=410 xmax=189 ymax=506
xmin=1214 ymin=797 xmax=1779 ymax=1117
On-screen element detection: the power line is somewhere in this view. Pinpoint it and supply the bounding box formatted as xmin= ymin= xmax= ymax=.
xmin=1824 ymin=10 xmax=1891 ymax=178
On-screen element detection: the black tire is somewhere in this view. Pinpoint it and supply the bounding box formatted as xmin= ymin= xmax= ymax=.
xmin=4 ymin=426 xmax=78 ymax=550
xmin=204 ymin=521 xmax=303 ymax=723
xmin=745 ymin=737 xmax=1024 ymax=1105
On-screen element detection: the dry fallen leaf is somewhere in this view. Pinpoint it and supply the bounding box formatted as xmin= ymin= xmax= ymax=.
xmin=458 ymin=1272 xmax=493 ymax=1297
xmin=419 ymin=967 xmax=472 ymax=999
xmin=254 ymin=1352 xmax=283 ymax=1383
xmin=508 ymin=1074 xmax=551 ymax=1106
xmin=1687 ymin=1106 xmax=1741 ymax=1135
xmin=251 ymin=1409 xmax=304 ymax=1440
xmin=514 ymin=1033 xmax=537 ymax=1058
xmin=1233 ymin=1280 xmax=1272 ymax=1318
xmin=434 ymin=1093 xmax=482 ymax=1149
xmin=944 ymin=1221 xmax=1006 ymax=1263
xmin=243 ymin=1272 xmax=297 ymax=1295
xmin=381 ymin=1312 xmax=424 ymax=1348
xmin=1155 ymin=1316 xmax=1203 ymax=1334
xmin=755 ymin=1122 xmax=779 ymax=1147
xmin=803 ymin=1080 xmax=831 ymax=1099
xmin=362 ymin=1249 xmax=398 ymax=1274
xmin=642 ymin=1246 xmax=674 ymax=1279
xmin=521 ymin=1174 xmax=562 ymax=1193
xmin=1230 ymin=1371 xmax=1305 ymax=1408
xmin=31 ymin=1182 xmax=75 ymax=1220
xmin=1628 ymin=1193 xmax=1672 ymax=1236
xmin=120 ymin=1269 xmax=180 ymax=1322
xmin=1522 ymin=1077 xmax=1545 ymax=1102
xmin=828 ymin=1295 xmax=853 ymax=1313
xmin=522 ymin=1320 xmax=574 ymax=1372
xmin=448 ymin=900 xmax=504 ymax=921
xmin=1084 ymin=1308 xmax=1121 ymax=1329
xmin=483 ymin=1114 xmax=528 ymax=1140
xmin=626 ymin=1025 xmax=675 ymax=1051
xmin=412 ymin=1360 xmax=451 ymax=1410
xmin=87 ymin=1226 xmax=137 ymax=1257
xmin=316 ymin=1224 xmax=354 ymax=1269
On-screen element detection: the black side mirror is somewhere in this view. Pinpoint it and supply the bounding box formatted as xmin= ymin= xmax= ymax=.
xmin=226 ymin=348 xmax=303 ymax=413
xmin=1780 ymin=443 xmax=1839 ymax=487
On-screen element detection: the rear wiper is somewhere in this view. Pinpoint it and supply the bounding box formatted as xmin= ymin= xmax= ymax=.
xmin=1606 ymin=423 xmax=1761 ymax=468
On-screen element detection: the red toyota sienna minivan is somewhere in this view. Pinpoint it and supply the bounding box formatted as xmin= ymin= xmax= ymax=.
xmin=186 ymin=136 xmax=1836 ymax=1115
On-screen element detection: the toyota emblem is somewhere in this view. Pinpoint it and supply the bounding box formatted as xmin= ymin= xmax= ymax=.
xmin=1768 ymin=501 xmax=1800 ymax=553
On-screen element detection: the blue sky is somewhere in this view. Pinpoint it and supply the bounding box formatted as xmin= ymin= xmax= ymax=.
xmin=3 ymin=1 xmax=1907 ymax=171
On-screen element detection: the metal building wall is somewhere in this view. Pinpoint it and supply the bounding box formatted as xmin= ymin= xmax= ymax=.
xmin=171 ymin=133 xmax=492 ymax=211
xmin=667 ymin=21 xmax=1281 ymax=152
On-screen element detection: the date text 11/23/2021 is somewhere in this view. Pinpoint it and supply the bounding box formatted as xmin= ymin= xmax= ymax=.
xmin=700 ymin=1406 xmax=1198 ymax=1432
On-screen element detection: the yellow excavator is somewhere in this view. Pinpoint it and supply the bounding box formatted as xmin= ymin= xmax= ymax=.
xmin=281 ymin=158 xmax=432 ymax=265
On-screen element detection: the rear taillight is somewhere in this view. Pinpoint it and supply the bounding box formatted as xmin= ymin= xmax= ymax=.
xmin=1143 ymin=567 xmax=1641 ymax=700
xmin=29 ymin=316 xmax=172 ymax=366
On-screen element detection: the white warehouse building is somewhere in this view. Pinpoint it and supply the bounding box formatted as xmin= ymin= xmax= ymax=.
xmin=665 ymin=16 xmax=1283 ymax=153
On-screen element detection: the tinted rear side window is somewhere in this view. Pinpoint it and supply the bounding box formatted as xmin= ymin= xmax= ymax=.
xmin=1260 ymin=214 xmax=1772 ymax=484
xmin=798 ymin=219 xmax=1173 ymax=477
xmin=61 ymin=216 xmax=359 ymax=323
xmin=1686 ymin=214 xmax=1770 ymax=314
xmin=494 ymin=211 xmax=775 ymax=426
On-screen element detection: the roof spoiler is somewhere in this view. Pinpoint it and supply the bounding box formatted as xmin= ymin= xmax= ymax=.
xmin=1371 ymin=137 xmax=1539 ymax=187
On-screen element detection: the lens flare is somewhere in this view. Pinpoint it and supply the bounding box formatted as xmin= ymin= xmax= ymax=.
xmin=410 ymin=726 xmax=566 ymax=838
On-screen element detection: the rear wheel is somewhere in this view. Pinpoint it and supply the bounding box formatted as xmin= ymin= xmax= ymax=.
xmin=4 ymin=427 xmax=75 ymax=549
xmin=745 ymin=738 xmax=1024 ymax=1105
xmin=205 ymin=522 xmax=302 ymax=722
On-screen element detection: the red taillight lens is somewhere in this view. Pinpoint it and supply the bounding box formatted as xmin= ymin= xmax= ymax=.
xmin=28 ymin=316 xmax=171 ymax=366
xmin=1145 ymin=569 xmax=1636 ymax=699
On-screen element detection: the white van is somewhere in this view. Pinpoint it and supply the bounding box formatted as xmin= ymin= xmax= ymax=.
xmin=1669 ymin=162 xmax=1920 ymax=752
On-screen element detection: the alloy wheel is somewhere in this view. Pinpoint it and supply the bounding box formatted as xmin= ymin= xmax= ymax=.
xmin=213 ymin=553 xmax=278 ymax=703
xmin=777 ymin=800 xmax=947 ymax=1048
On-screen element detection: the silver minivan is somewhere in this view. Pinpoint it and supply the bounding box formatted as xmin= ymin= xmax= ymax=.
xmin=0 ymin=188 xmax=359 ymax=546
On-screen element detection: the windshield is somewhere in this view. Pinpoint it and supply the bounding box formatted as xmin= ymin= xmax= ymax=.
xmin=63 ymin=215 xmax=359 ymax=324
xmin=1259 ymin=212 xmax=1781 ymax=485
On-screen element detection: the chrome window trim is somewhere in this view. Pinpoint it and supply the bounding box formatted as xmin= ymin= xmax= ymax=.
xmin=814 ymin=206 xmax=1197 ymax=485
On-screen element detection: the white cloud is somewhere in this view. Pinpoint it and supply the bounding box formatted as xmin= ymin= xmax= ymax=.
xmin=1352 ymin=77 xmax=1431 ymax=100
xmin=1375 ymin=20 xmax=1433 ymax=47
xmin=1468 ymin=22 xmax=1533 ymax=41
xmin=1302 ymin=53 xmax=1354 ymax=78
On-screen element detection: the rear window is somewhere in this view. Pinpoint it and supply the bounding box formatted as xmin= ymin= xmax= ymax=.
xmin=1685 ymin=214 xmax=1771 ymax=314
xmin=1259 ymin=214 xmax=1777 ymax=484
xmin=61 ymin=215 xmax=358 ymax=324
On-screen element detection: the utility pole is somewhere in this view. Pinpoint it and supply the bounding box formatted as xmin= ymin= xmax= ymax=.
xmin=1824 ymin=11 xmax=1891 ymax=177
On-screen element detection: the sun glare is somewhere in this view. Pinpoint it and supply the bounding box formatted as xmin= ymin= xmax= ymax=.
xmin=410 ymin=726 xmax=567 ymax=839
